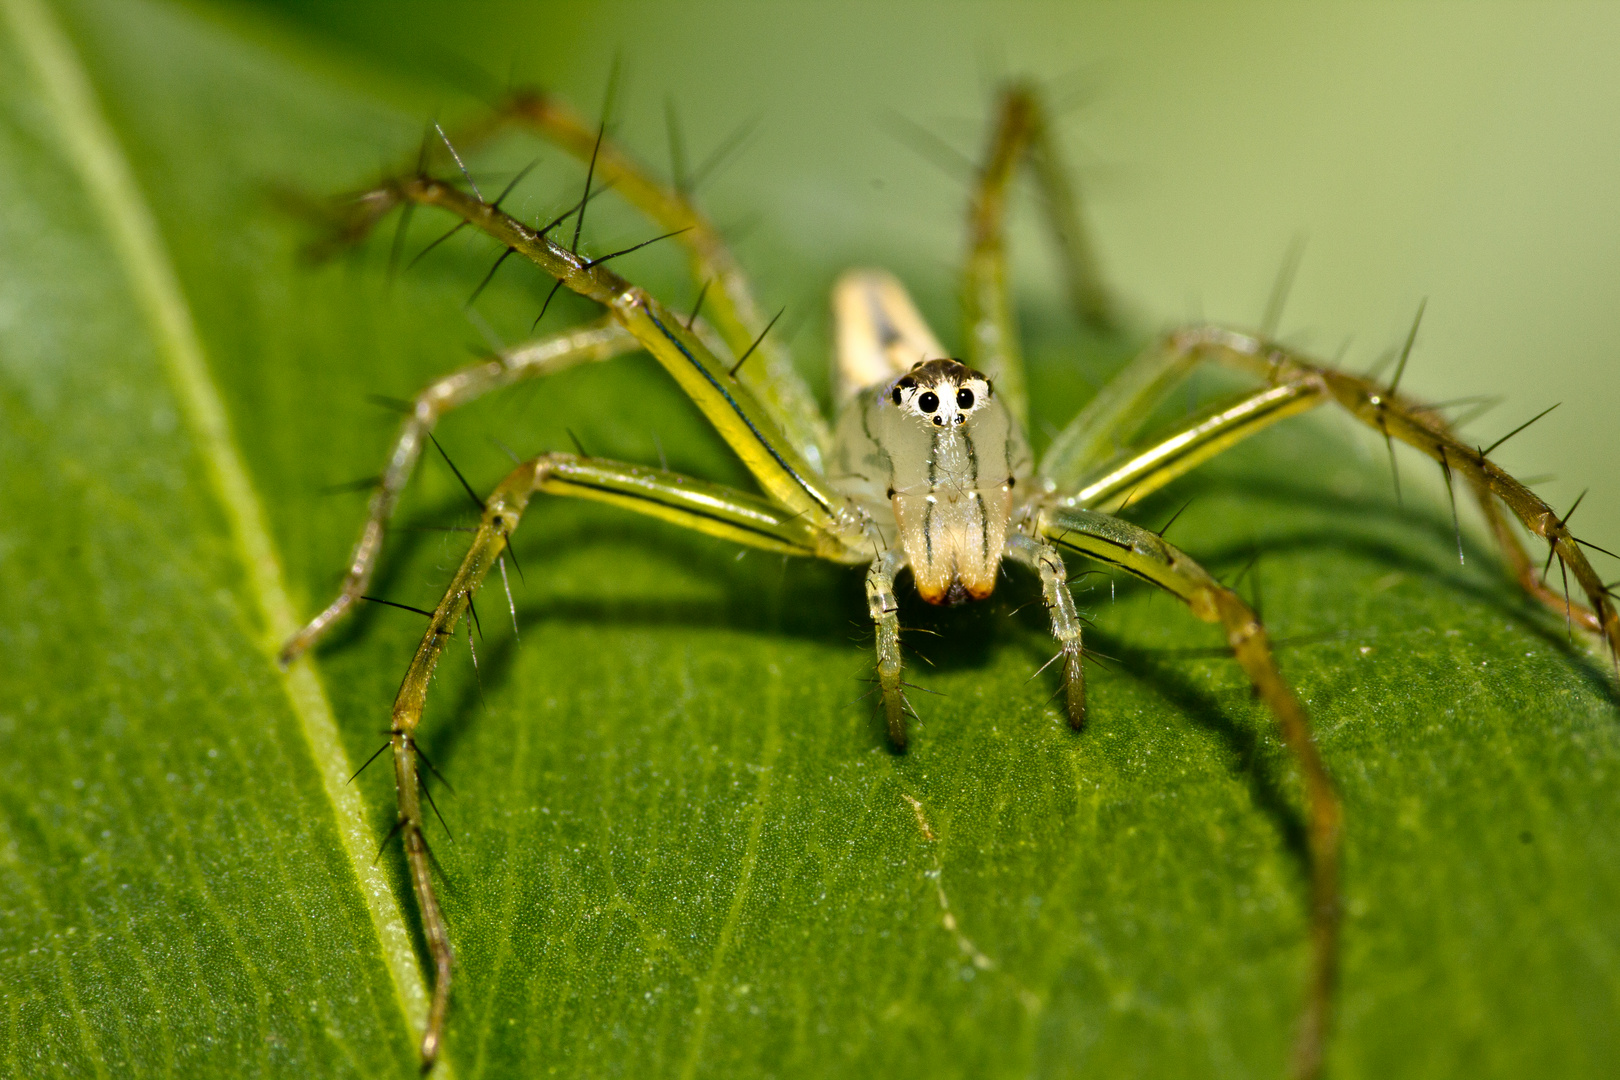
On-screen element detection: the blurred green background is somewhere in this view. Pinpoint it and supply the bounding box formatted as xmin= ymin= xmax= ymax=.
xmin=3 ymin=2 xmax=1618 ymax=1078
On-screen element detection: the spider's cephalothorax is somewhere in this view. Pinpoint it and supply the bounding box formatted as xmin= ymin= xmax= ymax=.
xmin=835 ymin=352 xmax=1030 ymax=604
xmin=280 ymin=83 xmax=1619 ymax=1079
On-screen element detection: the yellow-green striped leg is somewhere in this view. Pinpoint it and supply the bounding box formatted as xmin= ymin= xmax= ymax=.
xmin=425 ymin=90 xmax=832 ymax=470
xmin=1041 ymin=325 xmax=1619 ymax=656
xmin=1004 ymin=534 xmax=1086 ymax=727
xmin=387 ymin=451 xmax=830 ymax=1067
xmin=1064 ymin=380 xmax=1324 ymax=513
xmin=349 ymin=175 xmax=856 ymax=540
xmin=962 ymin=81 xmax=1117 ymax=429
xmin=865 ymin=549 xmax=909 ymax=747
xmin=1039 ymin=505 xmax=1341 ymax=1080
xmin=280 ymin=318 xmax=637 ymax=665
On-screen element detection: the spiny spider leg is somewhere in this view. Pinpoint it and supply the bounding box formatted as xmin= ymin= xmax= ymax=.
xmin=336 ymin=174 xmax=854 ymax=535
xmin=865 ymin=548 xmax=910 ymax=746
xmin=1039 ymin=506 xmax=1340 ymax=1080
xmin=386 ymin=451 xmax=830 ymax=1066
xmin=1042 ymin=326 xmax=1620 ymax=656
xmin=963 ymin=81 xmax=1116 ymax=425
xmin=420 ymin=89 xmax=831 ymax=468
xmin=1004 ymin=534 xmax=1087 ymax=726
xmin=279 ymin=318 xmax=637 ymax=665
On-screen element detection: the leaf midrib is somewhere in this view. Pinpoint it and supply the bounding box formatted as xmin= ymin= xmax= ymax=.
xmin=2 ymin=0 xmax=436 ymax=1067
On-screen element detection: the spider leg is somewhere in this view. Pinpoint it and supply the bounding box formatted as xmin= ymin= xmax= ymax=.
xmin=1041 ymin=325 xmax=1620 ymax=659
xmin=327 ymin=175 xmax=856 ymax=541
xmin=1040 ymin=505 xmax=1340 ymax=1080
xmin=420 ymin=90 xmax=831 ymax=469
xmin=963 ymin=81 xmax=1117 ymax=427
xmin=1004 ymin=534 xmax=1086 ymax=728
xmin=386 ymin=451 xmax=836 ymax=1066
xmin=865 ymin=549 xmax=911 ymax=747
xmin=280 ymin=318 xmax=636 ymax=665
xmin=1061 ymin=380 xmax=1325 ymax=512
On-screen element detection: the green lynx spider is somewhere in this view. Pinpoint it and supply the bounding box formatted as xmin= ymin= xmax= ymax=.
xmin=278 ymin=84 xmax=1620 ymax=1078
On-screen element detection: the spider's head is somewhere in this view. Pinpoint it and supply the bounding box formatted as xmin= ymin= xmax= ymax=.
xmin=879 ymin=359 xmax=1026 ymax=605
xmin=887 ymin=359 xmax=994 ymax=429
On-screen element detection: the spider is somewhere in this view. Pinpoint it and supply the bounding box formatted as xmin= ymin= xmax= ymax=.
xmin=277 ymin=83 xmax=1620 ymax=1078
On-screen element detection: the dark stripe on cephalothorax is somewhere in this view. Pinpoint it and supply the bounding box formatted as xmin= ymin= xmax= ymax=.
xmin=974 ymin=493 xmax=989 ymax=564
xmin=861 ymin=393 xmax=895 ymax=489
xmin=645 ymin=307 xmax=832 ymax=514
xmin=867 ymin=288 xmax=902 ymax=348
xmin=547 ymin=477 xmax=816 ymax=554
xmin=920 ymin=425 xmax=939 ymax=559
xmin=963 ymin=426 xmax=989 ymax=561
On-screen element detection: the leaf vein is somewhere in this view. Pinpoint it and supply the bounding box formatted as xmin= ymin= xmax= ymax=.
xmin=1 ymin=0 xmax=442 ymax=1068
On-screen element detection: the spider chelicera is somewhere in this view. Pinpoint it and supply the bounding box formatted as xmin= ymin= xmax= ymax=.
xmin=277 ymin=83 xmax=1619 ymax=1078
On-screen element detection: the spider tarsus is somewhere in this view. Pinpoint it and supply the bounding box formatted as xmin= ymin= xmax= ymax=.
xmin=1063 ymin=643 xmax=1086 ymax=729
xmin=878 ymin=667 xmax=909 ymax=749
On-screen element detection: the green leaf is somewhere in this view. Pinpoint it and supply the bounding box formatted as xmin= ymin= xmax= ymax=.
xmin=2 ymin=2 xmax=1616 ymax=1078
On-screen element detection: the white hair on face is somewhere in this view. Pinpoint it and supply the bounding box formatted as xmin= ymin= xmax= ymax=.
xmin=888 ymin=359 xmax=994 ymax=428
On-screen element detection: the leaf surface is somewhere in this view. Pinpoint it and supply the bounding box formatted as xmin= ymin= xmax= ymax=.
xmin=0 ymin=2 xmax=1616 ymax=1078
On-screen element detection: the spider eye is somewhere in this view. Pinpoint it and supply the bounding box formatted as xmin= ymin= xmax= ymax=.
xmin=918 ymin=391 xmax=939 ymax=413
xmin=956 ymin=387 xmax=975 ymax=409
xmin=891 ymin=387 xmax=904 ymax=405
